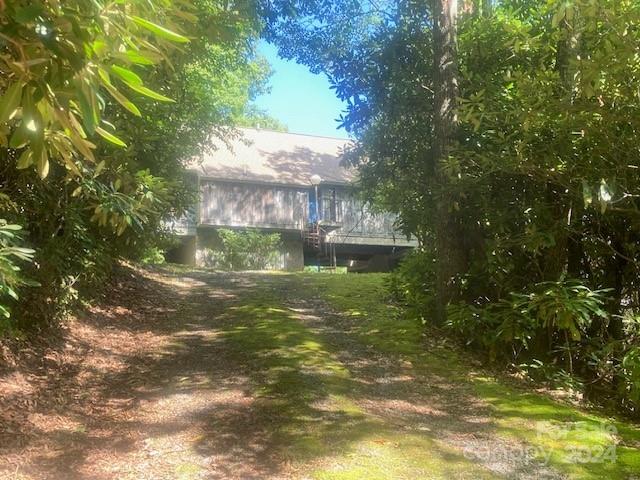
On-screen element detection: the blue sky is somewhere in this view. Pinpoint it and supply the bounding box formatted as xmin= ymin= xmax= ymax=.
xmin=254 ymin=42 xmax=348 ymax=138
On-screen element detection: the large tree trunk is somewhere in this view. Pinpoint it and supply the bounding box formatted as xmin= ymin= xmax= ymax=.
xmin=431 ymin=0 xmax=467 ymax=323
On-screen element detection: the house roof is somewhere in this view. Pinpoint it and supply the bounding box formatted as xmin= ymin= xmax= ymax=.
xmin=194 ymin=127 xmax=356 ymax=187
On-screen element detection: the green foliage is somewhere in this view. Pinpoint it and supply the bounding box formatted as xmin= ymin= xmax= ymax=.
xmin=236 ymin=105 xmax=289 ymax=132
xmin=446 ymin=279 xmax=609 ymax=360
xmin=265 ymin=0 xmax=640 ymax=415
xmin=0 ymin=0 xmax=191 ymax=179
xmin=0 ymin=220 xmax=36 ymax=325
xmin=513 ymin=280 xmax=609 ymax=342
xmin=201 ymin=229 xmax=282 ymax=271
xmin=0 ymin=1 xmax=270 ymax=329
xmin=388 ymin=250 xmax=435 ymax=323
xmin=140 ymin=247 xmax=166 ymax=265
xmin=621 ymin=347 xmax=640 ymax=406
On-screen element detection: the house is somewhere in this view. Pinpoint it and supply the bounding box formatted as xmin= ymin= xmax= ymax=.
xmin=166 ymin=127 xmax=416 ymax=271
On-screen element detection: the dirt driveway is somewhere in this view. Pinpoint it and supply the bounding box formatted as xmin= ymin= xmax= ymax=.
xmin=3 ymin=265 xmax=628 ymax=479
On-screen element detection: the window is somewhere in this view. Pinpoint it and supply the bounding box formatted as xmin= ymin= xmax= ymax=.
xmin=320 ymin=188 xmax=342 ymax=223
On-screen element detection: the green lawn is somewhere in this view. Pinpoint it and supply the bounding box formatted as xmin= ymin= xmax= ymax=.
xmin=303 ymin=272 xmax=640 ymax=480
xmin=216 ymin=276 xmax=497 ymax=479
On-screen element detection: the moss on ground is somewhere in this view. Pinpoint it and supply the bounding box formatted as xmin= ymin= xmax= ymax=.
xmin=474 ymin=379 xmax=640 ymax=479
xmin=303 ymin=272 xmax=640 ymax=480
xmin=217 ymin=281 xmax=496 ymax=478
xmin=312 ymin=430 xmax=495 ymax=480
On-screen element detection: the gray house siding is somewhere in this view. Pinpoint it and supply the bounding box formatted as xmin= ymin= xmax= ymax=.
xmin=197 ymin=180 xmax=412 ymax=245
xmin=319 ymin=186 xmax=414 ymax=247
xmin=200 ymin=180 xmax=308 ymax=230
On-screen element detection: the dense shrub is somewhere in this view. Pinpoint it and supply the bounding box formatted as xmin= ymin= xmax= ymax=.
xmin=200 ymin=229 xmax=282 ymax=271
xmin=0 ymin=219 xmax=36 ymax=330
xmin=391 ymin=250 xmax=640 ymax=414
xmin=0 ymin=1 xmax=271 ymax=330
xmin=387 ymin=250 xmax=434 ymax=323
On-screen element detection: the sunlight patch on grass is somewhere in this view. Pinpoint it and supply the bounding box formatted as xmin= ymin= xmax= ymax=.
xmin=474 ymin=378 xmax=640 ymax=480
xmin=217 ymin=283 xmax=494 ymax=476
xmin=302 ymin=272 xmax=640 ymax=480
xmin=300 ymin=274 xmax=425 ymax=358
xmin=312 ymin=430 xmax=496 ymax=480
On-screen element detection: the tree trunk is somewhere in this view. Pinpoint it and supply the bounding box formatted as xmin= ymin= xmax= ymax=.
xmin=430 ymin=0 xmax=467 ymax=323
xmin=567 ymin=200 xmax=585 ymax=278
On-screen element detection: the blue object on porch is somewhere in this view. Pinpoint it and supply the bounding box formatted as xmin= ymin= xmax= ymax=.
xmin=309 ymin=190 xmax=318 ymax=223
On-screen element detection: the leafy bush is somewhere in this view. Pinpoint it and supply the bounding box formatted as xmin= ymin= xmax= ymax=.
xmin=445 ymin=300 xmax=534 ymax=359
xmin=394 ymin=250 xmax=637 ymax=410
xmin=387 ymin=250 xmax=435 ymax=323
xmin=0 ymin=220 xmax=36 ymax=327
xmin=201 ymin=229 xmax=282 ymax=271
xmin=621 ymin=347 xmax=640 ymax=407
xmin=140 ymin=247 xmax=166 ymax=265
xmin=513 ymin=280 xmax=610 ymax=342
xmin=446 ymin=280 xmax=609 ymax=359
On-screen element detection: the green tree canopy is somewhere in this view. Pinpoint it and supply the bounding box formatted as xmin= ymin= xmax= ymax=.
xmin=265 ymin=0 xmax=640 ymax=415
xmin=0 ymin=0 xmax=270 ymax=325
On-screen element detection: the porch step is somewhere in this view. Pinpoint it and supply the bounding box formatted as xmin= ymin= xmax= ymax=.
xmin=302 ymin=223 xmax=336 ymax=268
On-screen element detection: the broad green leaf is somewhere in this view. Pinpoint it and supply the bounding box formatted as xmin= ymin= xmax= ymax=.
xmin=16 ymin=149 xmax=33 ymax=169
xmin=36 ymin=147 xmax=49 ymax=179
xmin=110 ymin=66 xmax=143 ymax=86
xmin=1 ymin=224 xmax=22 ymax=231
xmin=98 ymin=67 xmax=111 ymax=86
xmin=6 ymin=286 xmax=18 ymax=300
xmin=130 ymin=16 xmax=190 ymax=43
xmin=9 ymin=122 xmax=29 ymax=149
xmin=0 ymin=82 xmax=23 ymax=124
xmin=96 ymin=126 xmax=127 ymax=147
xmin=95 ymin=160 xmax=106 ymax=176
xmin=126 ymin=83 xmax=174 ymax=102
xmin=92 ymin=40 xmax=107 ymax=56
xmin=76 ymin=87 xmax=97 ymax=134
xmin=103 ymin=82 xmax=141 ymax=117
xmin=123 ymin=50 xmax=156 ymax=65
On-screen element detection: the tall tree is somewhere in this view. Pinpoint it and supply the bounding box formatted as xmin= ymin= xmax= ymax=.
xmin=0 ymin=1 xmax=270 ymax=327
xmin=430 ymin=0 xmax=467 ymax=323
xmin=264 ymin=0 xmax=640 ymax=413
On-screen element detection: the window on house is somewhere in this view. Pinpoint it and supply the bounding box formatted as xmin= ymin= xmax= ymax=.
xmin=320 ymin=188 xmax=342 ymax=223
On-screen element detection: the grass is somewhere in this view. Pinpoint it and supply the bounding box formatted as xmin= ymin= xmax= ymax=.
xmin=475 ymin=379 xmax=640 ymax=479
xmin=312 ymin=430 xmax=495 ymax=480
xmin=216 ymin=279 xmax=496 ymax=478
xmin=302 ymin=273 xmax=426 ymax=356
xmin=303 ymin=272 xmax=640 ymax=480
